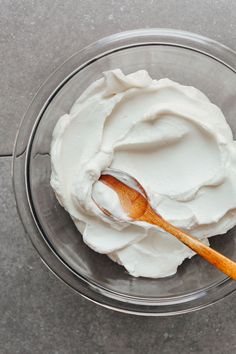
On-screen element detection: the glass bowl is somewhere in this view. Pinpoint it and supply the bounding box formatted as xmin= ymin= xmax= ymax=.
xmin=13 ymin=29 xmax=236 ymax=315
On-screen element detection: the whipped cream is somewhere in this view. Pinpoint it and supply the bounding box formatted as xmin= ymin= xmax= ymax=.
xmin=50 ymin=69 xmax=236 ymax=278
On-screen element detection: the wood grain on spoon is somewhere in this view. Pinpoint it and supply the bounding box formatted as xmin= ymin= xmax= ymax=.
xmin=100 ymin=174 xmax=236 ymax=280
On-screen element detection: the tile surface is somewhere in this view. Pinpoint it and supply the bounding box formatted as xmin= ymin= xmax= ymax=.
xmin=1 ymin=0 xmax=236 ymax=154
xmin=1 ymin=1 xmax=236 ymax=353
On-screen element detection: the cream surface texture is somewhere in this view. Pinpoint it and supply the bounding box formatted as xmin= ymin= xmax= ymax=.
xmin=50 ymin=69 xmax=236 ymax=278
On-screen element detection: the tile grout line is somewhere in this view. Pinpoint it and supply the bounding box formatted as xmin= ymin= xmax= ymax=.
xmin=0 ymin=154 xmax=13 ymax=157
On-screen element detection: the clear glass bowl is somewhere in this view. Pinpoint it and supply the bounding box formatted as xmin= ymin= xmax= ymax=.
xmin=13 ymin=29 xmax=236 ymax=315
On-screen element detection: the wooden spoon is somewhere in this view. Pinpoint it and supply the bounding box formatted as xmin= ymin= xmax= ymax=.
xmin=98 ymin=168 xmax=236 ymax=280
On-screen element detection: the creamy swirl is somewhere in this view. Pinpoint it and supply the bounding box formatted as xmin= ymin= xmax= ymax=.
xmin=51 ymin=69 xmax=236 ymax=278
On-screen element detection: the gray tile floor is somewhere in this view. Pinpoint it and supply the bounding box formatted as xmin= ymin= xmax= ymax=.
xmin=1 ymin=1 xmax=236 ymax=353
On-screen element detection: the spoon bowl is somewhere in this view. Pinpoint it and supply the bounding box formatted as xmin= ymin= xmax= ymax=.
xmin=100 ymin=169 xmax=148 ymax=219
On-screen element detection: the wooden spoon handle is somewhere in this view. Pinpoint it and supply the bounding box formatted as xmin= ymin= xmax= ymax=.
xmin=140 ymin=205 xmax=236 ymax=280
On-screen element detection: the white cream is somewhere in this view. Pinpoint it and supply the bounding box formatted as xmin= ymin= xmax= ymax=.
xmin=50 ymin=69 xmax=236 ymax=278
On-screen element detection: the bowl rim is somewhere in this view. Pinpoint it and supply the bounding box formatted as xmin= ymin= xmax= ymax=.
xmin=13 ymin=28 xmax=236 ymax=316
